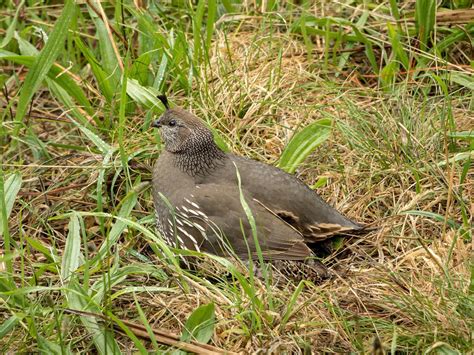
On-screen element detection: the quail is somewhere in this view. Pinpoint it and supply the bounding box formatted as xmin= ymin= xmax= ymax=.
xmin=151 ymin=96 xmax=367 ymax=280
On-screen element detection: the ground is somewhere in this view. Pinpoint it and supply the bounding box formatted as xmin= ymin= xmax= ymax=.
xmin=0 ymin=1 xmax=472 ymax=353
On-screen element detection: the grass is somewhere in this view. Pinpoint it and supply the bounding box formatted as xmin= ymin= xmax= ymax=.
xmin=1 ymin=0 xmax=473 ymax=353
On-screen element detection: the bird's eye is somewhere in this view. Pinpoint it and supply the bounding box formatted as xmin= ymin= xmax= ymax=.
xmin=169 ymin=119 xmax=177 ymax=127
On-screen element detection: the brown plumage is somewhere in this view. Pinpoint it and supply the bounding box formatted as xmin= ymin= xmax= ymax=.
xmin=151 ymin=99 xmax=368 ymax=280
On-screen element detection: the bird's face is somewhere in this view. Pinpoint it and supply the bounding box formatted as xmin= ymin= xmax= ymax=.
xmin=152 ymin=109 xmax=194 ymax=152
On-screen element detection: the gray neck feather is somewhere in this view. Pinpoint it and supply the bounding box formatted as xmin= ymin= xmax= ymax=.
xmin=173 ymin=128 xmax=226 ymax=177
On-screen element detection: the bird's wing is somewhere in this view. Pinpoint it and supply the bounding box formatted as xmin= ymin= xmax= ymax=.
xmin=172 ymin=183 xmax=312 ymax=261
xmin=229 ymin=155 xmax=365 ymax=241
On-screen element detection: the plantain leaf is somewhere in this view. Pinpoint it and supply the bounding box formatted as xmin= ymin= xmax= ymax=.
xmin=60 ymin=214 xmax=83 ymax=282
xmin=278 ymin=118 xmax=333 ymax=174
xmin=0 ymin=173 xmax=22 ymax=226
xmin=181 ymin=303 xmax=215 ymax=344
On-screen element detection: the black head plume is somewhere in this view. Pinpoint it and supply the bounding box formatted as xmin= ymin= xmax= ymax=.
xmin=157 ymin=95 xmax=169 ymax=110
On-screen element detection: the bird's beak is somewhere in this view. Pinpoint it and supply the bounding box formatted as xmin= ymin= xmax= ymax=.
xmin=151 ymin=119 xmax=162 ymax=128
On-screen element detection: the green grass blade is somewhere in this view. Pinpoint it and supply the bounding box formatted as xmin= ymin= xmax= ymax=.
xmin=221 ymin=0 xmax=235 ymax=13
xmin=400 ymin=210 xmax=459 ymax=229
xmin=415 ymin=0 xmax=436 ymax=51
xmin=12 ymin=0 xmax=75 ymax=137
xmin=205 ymin=0 xmax=217 ymax=53
xmin=118 ymin=53 xmax=131 ymax=188
xmin=389 ymin=0 xmax=401 ymax=21
xmin=86 ymin=1 xmax=121 ymax=86
xmin=74 ymin=37 xmax=114 ymax=103
xmin=134 ymin=295 xmax=159 ymax=350
xmin=68 ymin=117 xmax=112 ymax=155
xmin=281 ymin=280 xmax=307 ymax=326
xmin=192 ymin=0 xmax=206 ymax=64
xmin=278 ymin=118 xmax=332 ymax=173
xmin=0 ymin=0 xmax=25 ymax=48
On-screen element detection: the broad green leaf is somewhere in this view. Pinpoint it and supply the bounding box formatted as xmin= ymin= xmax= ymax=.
xmin=66 ymin=280 xmax=121 ymax=354
xmin=310 ymin=176 xmax=329 ymax=189
xmin=0 ymin=173 xmax=22 ymax=228
xmin=434 ymin=151 xmax=474 ymax=168
xmin=221 ymin=0 xmax=235 ymax=12
xmin=0 ymin=315 xmax=20 ymax=338
xmin=0 ymin=50 xmax=93 ymax=116
xmin=278 ymin=118 xmax=333 ymax=174
xmin=38 ymin=336 xmax=72 ymax=355
xmin=424 ymin=342 xmax=461 ymax=355
xmin=436 ymin=24 xmax=474 ymax=52
xmin=450 ymin=73 xmax=474 ymax=91
xmin=181 ymin=303 xmax=215 ymax=344
xmin=61 ymin=214 xmax=82 ymax=282
xmin=0 ymin=275 xmax=26 ymax=308
xmin=13 ymin=0 xmax=76 ymax=135
xmin=127 ymin=78 xmax=162 ymax=109
xmin=91 ymin=191 xmax=138 ymax=268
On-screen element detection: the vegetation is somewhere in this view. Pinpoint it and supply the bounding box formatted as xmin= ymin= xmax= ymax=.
xmin=1 ymin=0 xmax=472 ymax=353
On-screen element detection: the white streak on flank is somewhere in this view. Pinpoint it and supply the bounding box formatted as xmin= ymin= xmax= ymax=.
xmin=177 ymin=208 xmax=189 ymax=218
xmin=194 ymin=223 xmax=206 ymax=233
xmin=167 ymin=218 xmax=173 ymax=226
xmin=176 ymin=218 xmax=184 ymax=226
xmin=176 ymin=235 xmax=185 ymax=247
xmin=189 ymin=201 xmax=200 ymax=209
xmin=195 ymin=185 xmax=201 ymax=189
xmin=184 ymin=197 xmax=200 ymax=209
xmin=196 ymin=210 xmax=208 ymax=219
xmin=182 ymin=206 xmax=200 ymax=216
xmin=177 ymin=226 xmax=199 ymax=248
xmin=182 ymin=219 xmax=194 ymax=227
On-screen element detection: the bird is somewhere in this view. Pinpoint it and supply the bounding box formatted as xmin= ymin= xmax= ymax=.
xmin=151 ymin=95 xmax=368 ymax=281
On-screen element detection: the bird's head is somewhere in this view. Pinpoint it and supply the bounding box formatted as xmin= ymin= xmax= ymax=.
xmin=152 ymin=95 xmax=214 ymax=153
